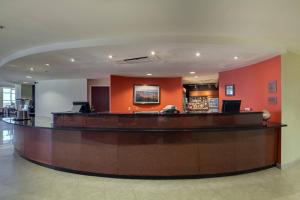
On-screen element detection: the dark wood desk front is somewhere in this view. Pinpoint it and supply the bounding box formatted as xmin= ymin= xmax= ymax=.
xmin=5 ymin=112 xmax=284 ymax=178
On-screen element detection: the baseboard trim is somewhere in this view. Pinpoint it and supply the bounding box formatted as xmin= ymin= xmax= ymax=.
xmin=277 ymin=159 xmax=300 ymax=169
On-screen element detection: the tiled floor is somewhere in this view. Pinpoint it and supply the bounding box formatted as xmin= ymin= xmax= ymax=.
xmin=0 ymin=119 xmax=13 ymax=145
xmin=1 ymin=121 xmax=300 ymax=200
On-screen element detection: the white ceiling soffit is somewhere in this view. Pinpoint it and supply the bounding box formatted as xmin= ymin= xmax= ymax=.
xmin=0 ymin=42 xmax=279 ymax=84
xmin=0 ymin=35 xmax=286 ymax=68
xmin=2 ymin=0 xmax=297 ymax=83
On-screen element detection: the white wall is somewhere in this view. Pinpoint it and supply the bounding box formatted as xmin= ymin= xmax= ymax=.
xmin=15 ymin=84 xmax=22 ymax=99
xmin=281 ymin=52 xmax=300 ymax=167
xmin=35 ymin=79 xmax=87 ymax=118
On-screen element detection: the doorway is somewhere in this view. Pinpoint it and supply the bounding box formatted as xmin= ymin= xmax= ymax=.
xmin=91 ymin=86 xmax=110 ymax=112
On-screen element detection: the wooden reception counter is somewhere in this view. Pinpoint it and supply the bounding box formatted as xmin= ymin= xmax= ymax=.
xmin=3 ymin=112 xmax=284 ymax=178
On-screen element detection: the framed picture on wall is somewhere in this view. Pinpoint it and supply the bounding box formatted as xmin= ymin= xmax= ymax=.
xmin=268 ymin=96 xmax=277 ymax=105
xmin=225 ymin=84 xmax=235 ymax=96
xmin=268 ymin=80 xmax=277 ymax=93
xmin=133 ymin=85 xmax=160 ymax=104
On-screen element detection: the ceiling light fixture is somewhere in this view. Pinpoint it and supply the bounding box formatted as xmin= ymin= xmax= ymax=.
xmin=30 ymin=67 xmax=34 ymax=71
xmin=45 ymin=64 xmax=50 ymax=66
xmin=234 ymin=56 xmax=239 ymax=60
xmin=70 ymin=58 xmax=75 ymax=62
xmin=151 ymin=51 xmax=156 ymax=56
xmin=196 ymin=52 xmax=201 ymax=57
xmin=108 ymin=55 xmax=113 ymax=59
xmin=146 ymin=73 xmax=152 ymax=76
xmin=26 ymin=76 xmax=32 ymax=79
xmin=190 ymin=71 xmax=196 ymax=74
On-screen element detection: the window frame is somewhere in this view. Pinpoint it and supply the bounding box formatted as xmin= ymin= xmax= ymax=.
xmin=2 ymin=87 xmax=16 ymax=107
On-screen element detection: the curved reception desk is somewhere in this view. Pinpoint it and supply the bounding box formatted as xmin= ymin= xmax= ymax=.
xmin=3 ymin=112 xmax=284 ymax=178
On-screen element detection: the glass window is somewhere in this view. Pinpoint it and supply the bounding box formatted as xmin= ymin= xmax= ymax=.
xmin=2 ymin=87 xmax=16 ymax=107
xmin=3 ymin=93 xmax=10 ymax=101
xmin=3 ymin=101 xmax=11 ymax=107
xmin=3 ymin=88 xmax=10 ymax=93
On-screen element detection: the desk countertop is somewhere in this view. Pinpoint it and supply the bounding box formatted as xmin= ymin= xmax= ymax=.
xmin=2 ymin=117 xmax=286 ymax=133
xmin=52 ymin=111 xmax=263 ymax=117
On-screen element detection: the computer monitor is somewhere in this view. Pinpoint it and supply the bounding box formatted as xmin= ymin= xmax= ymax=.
xmin=72 ymin=102 xmax=91 ymax=113
xmin=221 ymin=100 xmax=241 ymax=113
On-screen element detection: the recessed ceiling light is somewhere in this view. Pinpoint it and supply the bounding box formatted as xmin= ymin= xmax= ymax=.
xmin=26 ymin=76 xmax=32 ymax=79
xmin=146 ymin=73 xmax=152 ymax=76
xmin=108 ymin=55 xmax=113 ymax=59
xmin=196 ymin=52 xmax=201 ymax=57
xmin=190 ymin=71 xmax=196 ymax=74
xmin=151 ymin=51 xmax=156 ymax=56
xmin=45 ymin=64 xmax=50 ymax=66
xmin=234 ymin=56 xmax=239 ymax=60
xmin=30 ymin=67 xmax=34 ymax=71
xmin=70 ymin=58 xmax=75 ymax=62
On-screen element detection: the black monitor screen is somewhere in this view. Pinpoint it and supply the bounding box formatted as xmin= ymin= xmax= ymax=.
xmin=73 ymin=102 xmax=91 ymax=113
xmin=221 ymin=100 xmax=241 ymax=113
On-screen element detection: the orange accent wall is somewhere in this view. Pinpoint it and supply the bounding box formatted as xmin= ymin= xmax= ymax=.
xmin=110 ymin=75 xmax=183 ymax=113
xmin=219 ymin=56 xmax=281 ymax=122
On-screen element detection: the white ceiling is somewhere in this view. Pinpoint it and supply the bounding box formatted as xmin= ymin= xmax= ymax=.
xmin=1 ymin=0 xmax=299 ymax=85
xmin=0 ymin=42 xmax=278 ymax=84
